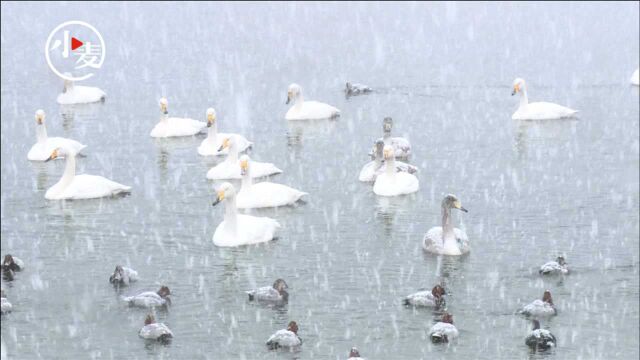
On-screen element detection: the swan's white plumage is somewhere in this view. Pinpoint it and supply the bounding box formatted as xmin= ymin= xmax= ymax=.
xmin=285 ymin=83 xmax=340 ymax=120
xmin=237 ymin=182 xmax=306 ymax=209
xmin=198 ymin=133 xmax=252 ymax=156
xmin=632 ymin=68 xmax=639 ymax=86
xmin=57 ymin=85 xmax=105 ymax=105
xmin=150 ymin=98 xmax=206 ymax=138
xmin=207 ymin=161 xmax=281 ymax=180
xmin=358 ymin=160 xmax=417 ymax=182
xmin=422 ymin=227 xmax=470 ymax=256
xmin=46 ymin=174 xmax=131 ymax=200
xmin=512 ymin=78 xmax=578 ymax=120
xmin=213 ymin=214 xmax=280 ymax=247
xmin=28 ymin=137 xmax=86 ymax=162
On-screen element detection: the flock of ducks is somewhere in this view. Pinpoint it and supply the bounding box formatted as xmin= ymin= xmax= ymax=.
xmin=1 ymin=66 xmax=638 ymax=357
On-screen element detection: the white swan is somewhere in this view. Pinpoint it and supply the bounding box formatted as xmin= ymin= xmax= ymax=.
xmin=632 ymin=68 xmax=639 ymax=86
xmin=423 ymin=194 xmax=470 ymax=256
xmin=512 ymin=78 xmax=578 ymax=120
xmin=359 ymin=139 xmax=417 ymax=182
xmin=285 ymin=83 xmax=340 ymax=120
xmin=236 ymin=155 xmax=306 ymax=209
xmin=150 ymin=97 xmax=206 ymax=138
xmin=379 ymin=117 xmax=411 ymax=159
xmin=56 ymin=78 xmax=106 ymax=105
xmin=197 ymin=107 xmax=252 ymax=156
xmin=211 ymin=182 xmax=280 ymax=247
xmin=44 ymin=146 xmax=131 ymax=200
xmin=27 ymin=110 xmax=86 ymax=161
xmin=206 ymin=136 xmax=282 ymax=180
xmin=373 ymin=145 xmax=419 ymax=196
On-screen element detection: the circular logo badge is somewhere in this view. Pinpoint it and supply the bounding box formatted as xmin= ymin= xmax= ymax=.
xmin=45 ymin=21 xmax=105 ymax=81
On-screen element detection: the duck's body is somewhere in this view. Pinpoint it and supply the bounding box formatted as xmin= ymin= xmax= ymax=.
xmin=511 ymin=78 xmax=577 ymax=120
xmin=403 ymin=285 xmax=446 ymax=308
xmin=423 ymin=195 xmax=470 ymax=256
xmin=57 ymin=80 xmax=106 ymax=105
xmin=429 ymin=314 xmax=458 ymax=343
xmin=207 ymin=137 xmax=281 ymax=180
xmin=124 ymin=287 xmax=171 ymax=308
xmin=1 ymin=291 xmax=11 ymax=314
xmin=345 ymin=82 xmax=372 ymax=96
xmin=247 ymin=279 xmax=289 ymax=303
xmin=539 ymin=257 xmax=569 ymax=275
xmin=28 ymin=110 xmax=86 ymax=161
xmin=236 ymin=156 xmax=306 ymax=209
xmin=212 ymin=183 xmax=280 ymax=247
xmin=150 ymin=98 xmax=206 ymax=138
xmin=525 ymin=320 xmax=556 ymax=351
xmin=44 ymin=147 xmax=131 ymax=200
xmin=109 ymin=265 xmax=138 ymax=286
xmin=373 ymin=146 xmax=419 ymax=196
xmin=285 ymin=83 xmax=340 ymax=120
xmin=519 ymin=290 xmax=557 ymax=318
xmin=139 ymin=323 xmax=173 ymax=342
xmin=631 ymin=68 xmax=639 ymax=86
xmin=197 ymin=108 xmax=252 ymax=156
xmin=266 ymin=322 xmax=301 ymax=350
xmin=1 ymin=255 xmax=24 ymax=273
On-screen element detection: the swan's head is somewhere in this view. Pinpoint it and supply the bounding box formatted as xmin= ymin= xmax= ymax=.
xmin=442 ymin=194 xmax=467 ymax=212
xmin=556 ymin=256 xmax=566 ymax=266
xmin=373 ymin=139 xmax=385 ymax=159
xmin=212 ymin=182 xmax=236 ymax=206
xmin=512 ymin=78 xmax=526 ymax=96
xmin=383 ymin=145 xmax=395 ymax=160
xmin=159 ymin=97 xmax=169 ymax=114
xmin=383 ymin=117 xmax=393 ymax=132
xmin=109 ymin=265 xmax=125 ymax=284
xmin=286 ymin=83 xmax=302 ymax=104
xmin=239 ymin=154 xmax=250 ymax=176
xmin=349 ymin=347 xmax=361 ymax=358
xmin=35 ymin=109 xmax=46 ymax=125
xmin=206 ymin=107 xmax=216 ymax=127
xmin=287 ymin=321 xmax=299 ymax=334
xmin=217 ymin=136 xmax=236 ymax=152
xmin=144 ymin=314 xmax=156 ymax=325
xmin=273 ymin=279 xmax=288 ymax=293
xmin=441 ymin=312 xmax=454 ymax=324
xmin=542 ymin=290 xmax=553 ymax=305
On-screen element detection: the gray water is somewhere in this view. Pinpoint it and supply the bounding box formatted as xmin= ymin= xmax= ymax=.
xmin=1 ymin=2 xmax=639 ymax=359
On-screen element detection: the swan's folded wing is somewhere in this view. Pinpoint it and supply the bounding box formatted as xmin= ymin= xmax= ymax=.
xmin=66 ymin=175 xmax=130 ymax=199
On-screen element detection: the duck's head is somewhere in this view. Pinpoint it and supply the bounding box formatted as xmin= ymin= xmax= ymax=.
xmin=144 ymin=314 xmax=156 ymax=325
xmin=110 ymin=265 xmax=125 ymax=284
xmin=442 ymin=194 xmax=467 ymax=212
xmin=542 ymin=290 xmax=554 ymax=305
xmin=441 ymin=312 xmax=454 ymax=324
xmin=273 ymin=279 xmax=288 ymax=293
xmin=286 ymin=83 xmax=302 ymax=104
xmin=206 ymin=107 xmax=216 ymax=127
xmin=287 ymin=321 xmax=299 ymax=334
xmin=212 ymin=182 xmax=236 ymax=206
xmin=383 ymin=145 xmax=395 ymax=161
xmin=2 ymin=255 xmax=14 ymax=267
xmin=431 ymin=284 xmax=446 ymax=298
xmin=556 ymin=256 xmax=566 ymax=266
xmin=531 ymin=319 xmax=541 ymax=330
xmin=239 ymin=155 xmax=250 ymax=176
xmin=349 ymin=347 xmax=360 ymax=358
xmin=383 ymin=117 xmax=393 ymax=132
xmin=512 ymin=78 xmax=526 ymax=96
xmin=159 ymin=97 xmax=169 ymax=114
xmin=157 ymin=286 xmax=171 ymax=299
xmin=35 ymin=109 xmax=46 ymax=125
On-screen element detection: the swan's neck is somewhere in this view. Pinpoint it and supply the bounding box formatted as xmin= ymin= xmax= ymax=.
xmin=160 ymin=112 xmax=168 ymax=124
xmin=441 ymin=206 xmax=455 ymax=245
xmin=225 ymin=146 xmax=239 ymax=163
xmin=206 ymin=124 xmax=218 ymax=142
xmin=57 ymin=154 xmax=76 ymax=189
xmin=383 ymin=131 xmax=391 ymax=140
xmin=224 ymin=197 xmax=238 ymax=229
xmin=385 ymin=157 xmax=395 ymax=175
xmin=519 ymin=88 xmax=529 ymax=108
xmin=36 ymin=124 xmax=48 ymax=143
xmin=293 ymin=95 xmax=305 ymax=107
xmin=64 ymin=81 xmax=74 ymax=93
xmin=241 ymin=170 xmax=253 ymax=189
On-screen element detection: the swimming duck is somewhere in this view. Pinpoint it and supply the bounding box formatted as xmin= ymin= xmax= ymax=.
xmin=525 ymin=320 xmax=556 ymax=351
xmin=359 ymin=139 xmax=417 ymax=182
xmin=246 ymin=279 xmax=289 ymax=303
xmin=1 ymin=254 xmax=24 ymax=273
xmin=56 ymin=78 xmax=106 ymax=105
xmin=212 ymin=182 xmax=280 ymax=247
xmin=44 ymin=146 xmax=131 ymax=200
xmin=632 ymin=68 xmax=639 ymax=86
xmin=266 ymin=321 xmax=302 ymax=349
xmin=150 ymin=97 xmax=206 ymax=138
xmin=345 ymin=82 xmax=372 ymax=97
xmin=197 ymin=107 xmax=252 ymax=156
xmin=539 ymin=256 xmax=569 ymax=275
xmin=285 ymin=83 xmax=340 ymax=120
xmin=206 ymin=137 xmax=282 ymax=180
xmin=138 ymin=314 xmax=173 ymax=343
xmin=236 ymin=155 xmax=306 ymax=209
xmin=511 ymin=78 xmax=578 ymax=120
xmin=379 ymin=117 xmax=411 ymax=159
xmin=519 ymin=290 xmax=557 ymax=318
xmin=347 ymin=347 xmax=365 ymax=360
xmin=429 ymin=312 xmax=459 ymax=343
xmin=403 ymin=285 xmax=446 ymax=308
xmin=423 ymin=195 xmax=470 ymax=256
xmin=27 ymin=110 xmax=86 ymax=161
xmin=1 ymin=289 xmax=11 ymax=314
xmin=109 ymin=265 xmax=139 ymax=287
xmin=123 ymin=286 xmax=171 ymax=308
xmin=373 ymin=145 xmax=419 ymax=196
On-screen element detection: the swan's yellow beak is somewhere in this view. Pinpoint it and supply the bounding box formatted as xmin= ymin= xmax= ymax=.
xmin=240 ymin=159 xmax=248 ymax=175
xmin=512 ymin=84 xmax=520 ymax=96
xmin=212 ymin=189 xmax=225 ymax=206
xmin=217 ymin=138 xmax=230 ymax=152
xmin=286 ymin=90 xmax=292 ymax=105
xmin=45 ymin=149 xmax=58 ymax=162
xmin=207 ymin=113 xmax=216 ymax=127
xmin=36 ymin=114 xmax=44 ymax=125
xmin=453 ymin=200 xmax=468 ymax=212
